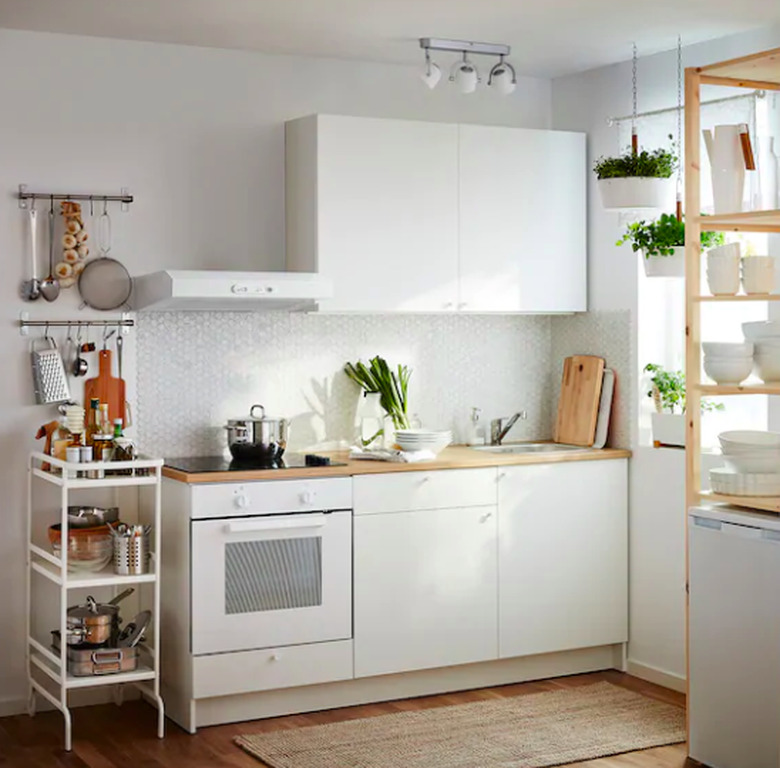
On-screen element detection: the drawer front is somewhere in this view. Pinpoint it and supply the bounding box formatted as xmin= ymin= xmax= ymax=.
xmin=190 ymin=477 xmax=352 ymax=518
xmin=354 ymin=468 xmax=497 ymax=515
xmin=192 ymin=640 xmax=354 ymax=698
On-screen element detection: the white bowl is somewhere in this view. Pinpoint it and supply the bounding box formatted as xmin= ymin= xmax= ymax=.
xmin=719 ymin=430 xmax=780 ymax=451
xmin=394 ymin=435 xmax=451 ymax=454
xmin=703 ymin=355 xmax=753 ymax=385
xmin=742 ymin=321 xmax=780 ymax=341
xmin=722 ymin=453 xmax=780 ymax=474
xmin=754 ymin=355 xmax=780 ymax=383
xmin=702 ymin=342 xmax=754 ymax=358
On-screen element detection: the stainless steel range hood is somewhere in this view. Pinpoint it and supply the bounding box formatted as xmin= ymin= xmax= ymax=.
xmin=133 ymin=271 xmax=332 ymax=311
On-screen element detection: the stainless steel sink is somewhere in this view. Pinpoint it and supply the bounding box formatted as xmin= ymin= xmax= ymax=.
xmin=470 ymin=442 xmax=588 ymax=454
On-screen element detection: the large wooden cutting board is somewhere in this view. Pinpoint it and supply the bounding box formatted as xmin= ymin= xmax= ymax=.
xmin=554 ymin=355 xmax=605 ymax=447
xmin=84 ymin=350 xmax=126 ymax=426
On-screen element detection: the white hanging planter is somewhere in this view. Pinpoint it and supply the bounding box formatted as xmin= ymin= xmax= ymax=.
xmin=598 ymin=177 xmax=674 ymax=210
xmin=651 ymin=412 xmax=685 ymax=447
xmin=642 ymin=245 xmax=685 ymax=278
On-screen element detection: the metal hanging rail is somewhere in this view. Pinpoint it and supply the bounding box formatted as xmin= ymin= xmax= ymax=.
xmin=17 ymin=185 xmax=133 ymax=212
xmin=18 ymin=312 xmax=134 ymax=336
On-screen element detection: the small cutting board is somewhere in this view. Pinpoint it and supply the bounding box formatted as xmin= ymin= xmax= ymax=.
xmin=554 ymin=355 xmax=605 ymax=447
xmin=84 ymin=350 xmax=126 ymax=426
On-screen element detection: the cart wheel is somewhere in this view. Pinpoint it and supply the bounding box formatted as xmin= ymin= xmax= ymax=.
xmin=27 ymin=688 xmax=36 ymax=717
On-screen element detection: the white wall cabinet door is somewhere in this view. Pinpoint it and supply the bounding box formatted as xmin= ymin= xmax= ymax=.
xmin=458 ymin=125 xmax=586 ymax=313
xmin=497 ymin=460 xmax=627 ymax=658
xmin=354 ymin=505 xmax=498 ymax=678
xmin=286 ymin=114 xmax=459 ymax=312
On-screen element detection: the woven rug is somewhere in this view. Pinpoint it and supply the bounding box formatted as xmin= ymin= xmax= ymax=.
xmin=235 ymin=681 xmax=685 ymax=768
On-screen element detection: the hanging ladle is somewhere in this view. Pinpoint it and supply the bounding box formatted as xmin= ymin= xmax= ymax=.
xmin=72 ymin=323 xmax=88 ymax=377
xmin=40 ymin=196 xmax=60 ymax=302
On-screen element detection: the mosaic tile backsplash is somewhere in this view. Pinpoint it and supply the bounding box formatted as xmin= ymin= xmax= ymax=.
xmin=136 ymin=312 xmax=555 ymax=458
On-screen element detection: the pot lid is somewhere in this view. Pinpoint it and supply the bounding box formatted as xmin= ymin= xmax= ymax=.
xmin=68 ymin=599 xmax=118 ymax=620
xmin=228 ymin=404 xmax=285 ymax=423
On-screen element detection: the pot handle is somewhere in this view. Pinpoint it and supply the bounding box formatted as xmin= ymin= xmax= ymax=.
xmin=250 ymin=404 xmax=265 ymax=419
xmin=224 ymin=424 xmax=248 ymax=432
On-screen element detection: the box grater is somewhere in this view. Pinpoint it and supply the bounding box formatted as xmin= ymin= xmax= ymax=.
xmin=31 ymin=337 xmax=71 ymax=404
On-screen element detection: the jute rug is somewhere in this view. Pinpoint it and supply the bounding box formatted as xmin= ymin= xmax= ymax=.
xmin=235 ymin=681 xmax=685 ymax=768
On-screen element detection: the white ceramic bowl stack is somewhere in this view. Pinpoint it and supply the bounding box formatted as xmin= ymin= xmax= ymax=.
xmin=394 ymin=429 xmax=452 ymax=455
xmin=711 ymin=430 xmax=780 ymax=496
xmin=742 ymin=321 xmax=780 ymax=383
xmin=702 ymin=341 xmax=753 ymax=385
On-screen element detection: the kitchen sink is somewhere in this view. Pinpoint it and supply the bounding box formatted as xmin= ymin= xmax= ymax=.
xmin=471 ymin=442 xmax=589 ymax=454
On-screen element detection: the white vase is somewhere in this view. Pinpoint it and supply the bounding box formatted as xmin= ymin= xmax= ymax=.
xmin=703 ymin=125 xmax=746 ymax=214
xmin=356 ymin=392 xmax=384 ymax=448
xmin=598 ymin=177 xmax=674 ymax=210
xmin=642 ymin=246 xmax=685 ymax=278
xmin=651 ymin=412 xmax=685 ymax=447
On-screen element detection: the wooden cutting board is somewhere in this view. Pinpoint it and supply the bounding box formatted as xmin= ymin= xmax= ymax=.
xmin=554 ymin=355 xmax=605 ymax=447
xmin=84 ymin=350 xmax=126 ymax=426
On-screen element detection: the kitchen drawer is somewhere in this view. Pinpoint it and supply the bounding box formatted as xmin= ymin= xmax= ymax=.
xmin=192 ymin=639 xmax=354 ymax=698
xmin=354 ymin=468 xmax=496 ymax=515
xmin=189 ymin=477 xmax=352 ymax=519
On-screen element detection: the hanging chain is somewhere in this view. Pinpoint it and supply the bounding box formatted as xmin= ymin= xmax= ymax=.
xmin=631 ymin=43 xmax=638 ymax=155
xmin=676 ymin=35 xmax=683 ymax=220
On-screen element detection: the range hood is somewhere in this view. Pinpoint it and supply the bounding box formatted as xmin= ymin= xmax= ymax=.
xmin=133 ymin=271 xmax=332 ymax=311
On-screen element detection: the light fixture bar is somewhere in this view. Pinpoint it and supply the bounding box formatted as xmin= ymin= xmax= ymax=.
xmin=419 ymin=38 xmax=510 ymax=57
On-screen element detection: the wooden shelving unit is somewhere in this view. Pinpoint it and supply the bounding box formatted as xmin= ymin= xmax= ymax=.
xmin=685 ymin=46 xmax=780 ymax=518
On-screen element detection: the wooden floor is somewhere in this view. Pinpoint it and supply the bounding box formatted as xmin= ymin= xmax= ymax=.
xmin=0 ymin=670 xmax=695 ymax=768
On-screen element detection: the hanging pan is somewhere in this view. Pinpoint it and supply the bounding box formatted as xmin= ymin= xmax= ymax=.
xmin=78 ymin=200 xmax=132 ymax=311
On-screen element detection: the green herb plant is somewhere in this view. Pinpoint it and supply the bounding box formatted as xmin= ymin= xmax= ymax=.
xmin=617 ymin=213 xmax=725 ymax=258
xmin=593 ymin=137 xmax=677 ymax=180
xmin=345 ymin=356 xmax=412 ymax=430
xmin=644 ymin=363 xmax=724 ymax=414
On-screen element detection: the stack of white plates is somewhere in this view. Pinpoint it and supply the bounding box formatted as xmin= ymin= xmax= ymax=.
xmin=394 ymin=429 xmax=452 ymax=454
xmin=702 ymin=341 xmax=753 ymax=385
xmin=712 ymin=430 xmax=780 ymax=495
xmin=742 ymin=322 xmax=780 ymax=383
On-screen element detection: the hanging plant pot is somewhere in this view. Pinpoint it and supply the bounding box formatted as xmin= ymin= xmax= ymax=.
xmin=651 ymin=412 xmax=685 ymax=447
xmin=597 ymin=176 xmax=674 ymax=210
xmin=642 ymin=245 xmax=685 ymax=278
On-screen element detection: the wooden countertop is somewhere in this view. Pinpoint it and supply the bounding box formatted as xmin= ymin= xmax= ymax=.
xmin=162 ymin=445 xmax=631 ymax=484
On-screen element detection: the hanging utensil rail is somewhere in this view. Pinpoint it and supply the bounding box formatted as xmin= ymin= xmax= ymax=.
xmin=17 ymin=185 xmax=133 ymax=212
xmin=18 ymin=312 xmax=134 ymax=336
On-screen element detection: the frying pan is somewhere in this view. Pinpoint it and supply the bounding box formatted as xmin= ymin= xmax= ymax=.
xmin=78 ymin=201 xmax=132 ymax=311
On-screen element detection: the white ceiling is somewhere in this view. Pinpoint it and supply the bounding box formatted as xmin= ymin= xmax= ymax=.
xmin=0 ymin=0 xmax=777 ymax=78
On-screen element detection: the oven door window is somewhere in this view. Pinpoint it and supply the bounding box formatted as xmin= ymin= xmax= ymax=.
xmin=225 ymin=536 xmax=322 ymax=614
xmin=191 ymin=510 xmax=352 ymax=655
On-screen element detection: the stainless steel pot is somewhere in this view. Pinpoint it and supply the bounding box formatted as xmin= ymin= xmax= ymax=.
xmin=65 ymin=588 xmax=133 ymax=646
xmin=224 ymin=404 xmax=288 ymax=466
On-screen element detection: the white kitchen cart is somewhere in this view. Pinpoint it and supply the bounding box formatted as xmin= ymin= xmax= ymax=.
xmin=26 ymin=451 xmax=165 ymax=751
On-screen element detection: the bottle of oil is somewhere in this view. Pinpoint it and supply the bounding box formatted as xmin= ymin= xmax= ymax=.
xmin=84 ymin=398 xmax=100 ymax=447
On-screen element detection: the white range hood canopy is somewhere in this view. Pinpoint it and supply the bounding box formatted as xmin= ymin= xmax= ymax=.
xmin=133 ymin=270 xmax=332 ymax=311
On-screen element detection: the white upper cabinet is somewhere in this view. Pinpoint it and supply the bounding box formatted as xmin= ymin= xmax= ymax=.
xmin=286 ymin=114 xmax=586 ymax=314
xmin=286 ymin=114 xmax=459 ymax=312
xmin=458 ymin=125 xmax=587 ymax=313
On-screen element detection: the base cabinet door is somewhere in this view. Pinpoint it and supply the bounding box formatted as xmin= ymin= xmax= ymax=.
xmin=497 ymin=460 xmax=627 ymax=658
xmin=354 ymin=506 xmax=498 ymax=677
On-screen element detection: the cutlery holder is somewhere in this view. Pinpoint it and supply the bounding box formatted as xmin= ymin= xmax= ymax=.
xmin=113 ymin=532 xmax=151 ymax=575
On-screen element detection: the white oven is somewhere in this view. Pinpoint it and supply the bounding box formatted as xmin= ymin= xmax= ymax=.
xmin=190 ymin=478 xmax=352 ymax=656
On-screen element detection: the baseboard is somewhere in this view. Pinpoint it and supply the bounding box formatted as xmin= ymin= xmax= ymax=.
xmin=626 ymin=659 xmax=686 ymax=694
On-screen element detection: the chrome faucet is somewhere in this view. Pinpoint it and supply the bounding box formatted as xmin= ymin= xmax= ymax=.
xmin=490 ymin=411 xmax=528 ymax=445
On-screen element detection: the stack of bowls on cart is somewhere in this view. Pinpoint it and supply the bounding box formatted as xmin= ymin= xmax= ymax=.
xmin=393 ymin=429 xmax=452 ymax=455
xmin=702 ymin=322 xmax=780 ymax=386
xmin=742 ymin=321 xmax=780 ymax=383
xmin=711 ymin=430 xmax=780 ymax=497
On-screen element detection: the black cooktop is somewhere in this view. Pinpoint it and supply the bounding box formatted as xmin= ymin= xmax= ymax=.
xmin=164 ymin=454 xmax=346 ymax=473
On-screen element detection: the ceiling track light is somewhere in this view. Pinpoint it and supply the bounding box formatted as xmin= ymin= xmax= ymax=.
xmin=418 ymin=37 xmax=516 ymax=96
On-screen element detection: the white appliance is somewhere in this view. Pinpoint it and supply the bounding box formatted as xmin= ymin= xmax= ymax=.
xmin=133 ymin=270 xmax=332 ymax=311
xmin=688 ymin=505 xmax=780 ymax=768
xmin=190 ymin=479 xmax=352 ymax=656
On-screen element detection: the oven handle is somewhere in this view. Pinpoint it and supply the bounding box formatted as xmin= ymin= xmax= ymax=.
xmin=224 ymin=514 xmax=327 ymax=534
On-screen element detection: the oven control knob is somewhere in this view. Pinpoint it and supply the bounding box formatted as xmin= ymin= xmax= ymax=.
xmin=300 ymin=491 xmax=315 ymax=505
xmin=234 ymin=494 xmax=250 ymax=510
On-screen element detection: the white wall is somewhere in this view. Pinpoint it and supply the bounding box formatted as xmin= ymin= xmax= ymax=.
xmin=552 ymin=25 xmax=780 ymax=689
xmin=0 ymin=28 xmax=553 ymax=714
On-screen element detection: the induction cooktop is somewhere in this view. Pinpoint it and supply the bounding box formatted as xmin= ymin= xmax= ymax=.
xmin=164 ymin=454 xmax=346 ymax=473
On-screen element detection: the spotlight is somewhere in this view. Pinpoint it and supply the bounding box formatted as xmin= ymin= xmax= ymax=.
xmin=488 ymin=55 xmax=517 ymax=95
xmin=420 ymin=49 xmax=441 ymax=89
xmin=449 ymin=53 xmax=480 ymax=94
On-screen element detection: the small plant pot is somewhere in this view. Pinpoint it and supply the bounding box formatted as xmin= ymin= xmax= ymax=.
xmin=598 ymin=177 xmax=674 ymax=210
xmin=642 ymin=246 xmax=685 ymax=278
xmin=651 ymin=412 xmax=685 ymax=447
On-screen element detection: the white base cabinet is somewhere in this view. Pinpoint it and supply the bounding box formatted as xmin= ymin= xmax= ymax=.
xmin=497 ymin=460 xmax=628 ymax=658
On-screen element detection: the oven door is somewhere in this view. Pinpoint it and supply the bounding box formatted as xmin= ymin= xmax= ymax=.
xmin=191 ymin=510 xmax=352 ymax=655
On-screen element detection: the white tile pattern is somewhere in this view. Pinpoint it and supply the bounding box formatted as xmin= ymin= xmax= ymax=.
xmin=136 ymin=312 xmax=553 ymax=458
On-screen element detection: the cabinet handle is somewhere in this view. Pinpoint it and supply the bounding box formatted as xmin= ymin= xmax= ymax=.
xmin=480 ymin=512 xmax=493 ymax=523
xmin=497 ymin=472 xmax=506 ymax=480
xmin=271 ymin=653 xmax=282 ymax=662
xmin=458 ymin=302 xmax=467 ymax=309
xmin=443 ymin=302 xmax=453 ymax=309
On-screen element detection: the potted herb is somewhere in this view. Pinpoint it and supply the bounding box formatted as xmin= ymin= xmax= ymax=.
xmin=644 ymin=363 xmax=723 ymax=447
xmin=617 ymin=214 xmax=725 ymax=277
xmin=594 ymin=139 xmax=677 ymax=209
xmin=345 ymin=356 xmax=412 ymax=433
